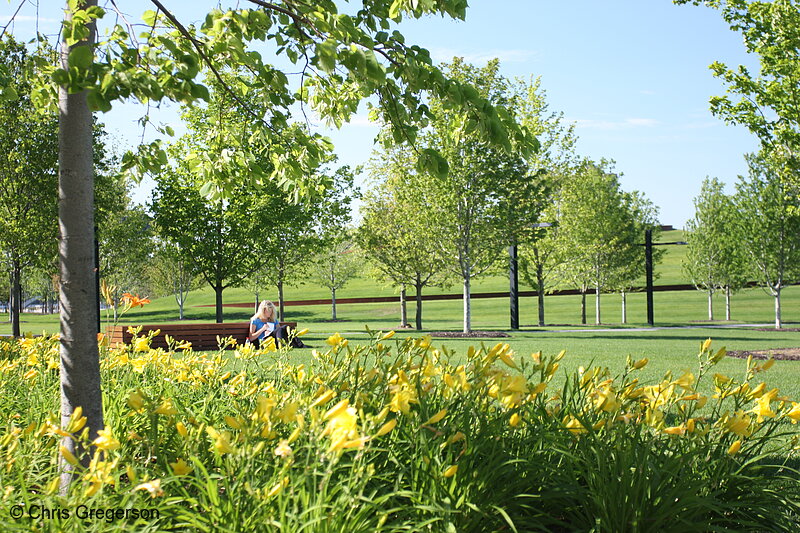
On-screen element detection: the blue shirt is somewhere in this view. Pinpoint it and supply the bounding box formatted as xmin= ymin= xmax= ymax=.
xmin=251 ymin=317 xmax=278 ymax=340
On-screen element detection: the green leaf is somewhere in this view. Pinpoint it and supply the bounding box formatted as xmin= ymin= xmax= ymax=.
xmin=389 ymin=0 xmax=403 ymax=19
xmin=364 ymin=50 xmax=385 ymax=83
xmin=86 ymin=90 xmax=112 ymax=113
xmin=190 ymin=84 xmax=210 ymax=101
xmin=199 ymin=181 xmax=216 ymax=198
xmin=316 ymin=40 xmax=337 ymax=73
xmin=0 ymin=85 xmax=18 ymax=102
xmin=51 ymin=69 xmax=70 ymax=87
xmin=67 ymin=46 xmax=93 ymax=70
xmin=142 ymin=10 xmax=158 ymax=27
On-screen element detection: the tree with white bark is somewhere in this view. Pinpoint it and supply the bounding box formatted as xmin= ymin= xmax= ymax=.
xmin=683 ymin=177 xmax=748 ymax=321
xmin=734 ymin=151 xmax=800 ymax=329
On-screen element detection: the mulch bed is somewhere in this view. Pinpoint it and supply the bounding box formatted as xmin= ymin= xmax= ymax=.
xmin=429 ymin=331 xmax=511 ymax=338
xmin=726 ymin=348 xmax=800 ymax=361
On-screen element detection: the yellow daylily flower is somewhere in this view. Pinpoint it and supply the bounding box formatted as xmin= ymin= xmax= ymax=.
xmin=154 ymin=399 xmax=178 ymax=416
xmin=59 ymin=445 xmax=80 ymax=467
xmin=564 ymin=416 xmax=586 ymax=435
xmin=786 ymin=402 xmax=800 ymax=424
xmin=727 ymin=440 xmax=742 ymax=456
xmin=135 ymin=479 xmax=164 ymax=498
xmin=133 ymin=336 xmax=150 ymax=353
xmin=422 ymin=409 xmax=447 ymax=426
xmin=442 ymin=465 xmax=458 ymax=478
xmin=375 ymin=418 xmax=397 ymax=437
xmin=170 ymin=458 xmax=193 ymax=476
xmin=127 ymin=391 xmax=145 ymax=412
xmin=92 ymin=426 xmax=120 ymax=452
xmin=274 ymin=440 xmax=293 ymax=458
xmin=326 ymin=332 xmax=345 ymax=346
xmin=752 ymin=395 xmax=776 ymax=422
xmin=266 ymin=477 xmax=289 ymax=498
xmin=724 ymin=411 xmax=753 ymax=437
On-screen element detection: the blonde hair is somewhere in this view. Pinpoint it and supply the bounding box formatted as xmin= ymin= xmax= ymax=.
xmin=252 ymin=300 xmax=277 ymax=322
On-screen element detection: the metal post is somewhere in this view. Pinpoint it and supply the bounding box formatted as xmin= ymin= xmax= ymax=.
xmin=509 ymin=244 xmax=519 ymax=330
xmin=645 ymin=229 xmax=654 ymax=326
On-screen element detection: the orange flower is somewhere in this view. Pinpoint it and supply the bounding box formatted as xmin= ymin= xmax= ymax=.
xmin=121 ymin=293 xmax=151 ymax=308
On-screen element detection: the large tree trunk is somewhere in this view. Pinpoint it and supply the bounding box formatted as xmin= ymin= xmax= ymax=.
xmin=58 ymin=0 xmax=103 ymax=491
xmin=399 ymin=286 xmax=409 ymax=328
xmin=707 ymin=289 xmax=714 ymax=321
xmin=463 ymin=275 xmax=472 ymax=333
xmin=775 ymin=286 xmax=782 ymax=329
xmin=536 ymin=263 xmax=545 ymax=327
xmin=10 ymin=260 xmax=21 ymax=337
xmin=214 ymin=284 xmax=224 ymax=323
xmin=331 ymin=287 xmax=337 ymax=321
xmin=415 ymin=276 xmax=423 ymax=331
xmin=621 ymin=290 xmax=627 ymax=324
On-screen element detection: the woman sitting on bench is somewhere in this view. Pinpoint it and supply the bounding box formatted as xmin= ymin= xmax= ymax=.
xmin=249 ymin=300 xmax=305 ymax=348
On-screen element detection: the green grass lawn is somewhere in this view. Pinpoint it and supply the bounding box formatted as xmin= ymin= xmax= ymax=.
xmin=3 ymin=227 xmax=798 ymax=397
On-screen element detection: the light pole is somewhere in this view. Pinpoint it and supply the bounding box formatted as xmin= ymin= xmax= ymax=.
xmin=509 ymin=243 xmax=519 ymax=330
xmin=509 ymin=222 xmax=553 ymax=330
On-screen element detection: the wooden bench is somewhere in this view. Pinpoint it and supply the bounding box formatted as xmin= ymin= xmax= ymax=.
xmin=106 ymin=321 xmax=298 ymax=351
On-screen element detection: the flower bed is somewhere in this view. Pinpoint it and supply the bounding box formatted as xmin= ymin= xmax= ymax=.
xmin=0 ymin=331 xmax=799 ymax=531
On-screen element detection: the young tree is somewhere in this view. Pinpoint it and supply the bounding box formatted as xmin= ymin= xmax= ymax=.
xmin=253 ymin=164 xmax=358 ymax=321
xmin=311 ymin=240 xmax=361 ymax=321
xmin=519 ymin=213 xmax=563 ymax=327
xmin=683 ymin=178 xmax=747 ymax=321
xmin=151 ymin=175 xmax=262 ymax=323
xmin=611 ymin=191 xmax=663 ymax=324
xmin=358 ymin=144 xmax=448 ymax=329
xmin=556 ymin=161 xmax=651 ymax=325
xmin=145 ymin=240 xmax=201 ymax=320
xmin=511 ymin=76 xmax=579 ymax=327
xmin=1 ymin=1 xmax=533 ymax=485
xmin=422 ymin=58 xmax=532 ymax=332
xmin=734 ymin=151 xmax=800 ymax=329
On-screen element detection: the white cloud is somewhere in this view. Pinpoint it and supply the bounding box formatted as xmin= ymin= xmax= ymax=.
xmin=571 ymin=117 xmax=660 ymax=130
xmin=429 ymin=47 xmax=539 ymax=65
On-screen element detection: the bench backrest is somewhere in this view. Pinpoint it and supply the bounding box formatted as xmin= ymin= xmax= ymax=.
xmin=106 ymin=322 xmax=298 ymax=350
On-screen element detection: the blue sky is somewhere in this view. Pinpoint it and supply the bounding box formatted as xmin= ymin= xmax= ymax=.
xmin=2 ymin=1 xmax=760 ymax=226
